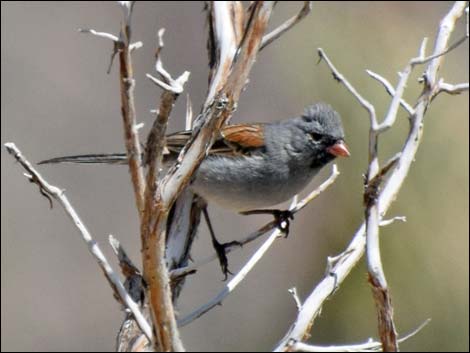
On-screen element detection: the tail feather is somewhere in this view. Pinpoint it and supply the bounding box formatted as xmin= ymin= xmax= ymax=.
xmin=38 ymin=153 xmax=128 ymax=165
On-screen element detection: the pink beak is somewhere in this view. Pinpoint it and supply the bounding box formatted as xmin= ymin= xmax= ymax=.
xmin=327 ymin=141 xmax=350 ymax=157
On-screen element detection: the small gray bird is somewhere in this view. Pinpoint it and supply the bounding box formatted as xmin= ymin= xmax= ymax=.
xmin=39 ymin=102 xmax=350 ymax=277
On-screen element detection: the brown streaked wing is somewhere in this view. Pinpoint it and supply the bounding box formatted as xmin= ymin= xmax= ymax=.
xmin=164 ymin=124 xmax=265 ymax=155
xmin=220 ymin=123 xmax=265 ymax=149
xmin=165 ymin=130 xmax=234 ymax=155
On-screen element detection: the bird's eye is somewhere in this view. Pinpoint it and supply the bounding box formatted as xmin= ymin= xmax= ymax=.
xmin=310 ymin=132 xmax=323 ymax=142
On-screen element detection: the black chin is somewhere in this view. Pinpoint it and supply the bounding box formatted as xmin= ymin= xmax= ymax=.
xmin=310 ymin=151 xmax=335 ymax=168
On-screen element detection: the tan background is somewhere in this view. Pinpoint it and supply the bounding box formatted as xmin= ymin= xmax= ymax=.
xmin=2 ymin=2 xmax=469 ymax=351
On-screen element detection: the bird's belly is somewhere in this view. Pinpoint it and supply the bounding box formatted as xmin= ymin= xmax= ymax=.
xmin=190 ymin=155 xmax=319 ymax=211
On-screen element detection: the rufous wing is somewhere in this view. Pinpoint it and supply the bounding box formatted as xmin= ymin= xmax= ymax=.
xmin=165 ymin=123 xmax=265 ymax=155
xmin=220 ymin=124 xmax=265 ymax=150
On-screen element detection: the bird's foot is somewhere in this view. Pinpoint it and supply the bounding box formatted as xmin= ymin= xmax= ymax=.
xmin=212 ymin=239 xmax=242 ymax=281
xmin=272 ymin=209 xmax=295 ymax=237
xmin=241 ymin=209 xmax=295 ymax=237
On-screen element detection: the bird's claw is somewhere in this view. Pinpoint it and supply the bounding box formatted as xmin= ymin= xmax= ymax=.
xmin=212 ymin=240 xmax=242 ymax=281
xmin=240 ymin=209 xmax=295 ymax=237
xmin=273 ymin=210 xmax=295 ymax=237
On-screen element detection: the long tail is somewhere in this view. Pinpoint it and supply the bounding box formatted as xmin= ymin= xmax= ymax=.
xmin=38 ymin=153 xmax=128 ymax=165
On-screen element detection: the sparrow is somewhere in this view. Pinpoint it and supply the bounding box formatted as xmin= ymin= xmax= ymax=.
xmin=39 ymin=102 xmax=350 ymax=278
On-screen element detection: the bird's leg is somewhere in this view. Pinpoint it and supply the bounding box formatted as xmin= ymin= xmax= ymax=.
xmin=202 ymin=206 xmax=242 ymax=281
xmin=240 ymin=209 xmax=294 ymax=237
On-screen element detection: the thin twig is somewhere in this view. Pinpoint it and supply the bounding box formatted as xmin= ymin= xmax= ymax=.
xmin=81 ymin=5 xmax=147 ymax=217
xmin=109 ymin=235 xmax=145 ymax=311
xmin=260 ymin=1 xmax=313 ymax=50
xmin=185 ymin=94 xmax=193 ymax=130
xmin=177 ymin=222 xmax=285 ymax=327
xmin=4 ymin=142 xmax=152 ymax=343
xmin=169 ymin=220 xmax=276 ymax=279
xmin=375 ymin=37 xmax=432 ymax=133
xmin=116 ymin=6 xmax=146 ymax=216
xmin=292 ymin=165 xmax=340 ymax=212
xmin=365 ymin=70 xmax=415 ymax=115
xmin=379 ymin=216 xmax=407 ymax=227
xmin=416 ymin=34 xmax=468 ymax=68
xmin=317 ymin=48 xmax=377 ymax=128
xmin=78 ymin=28 xmax=119 ymax=41
xmin=109 ymin=234 xmax=140 ymax=278
xmin=292 ymin=318 xmax=430 ymax=352
xmin=288 ymin=287 xmax=302 ymax=313
xmin=274 ymin=223 xmax=367 ymax=352
xmin=436 ymin=80 xmax=469 ymax=95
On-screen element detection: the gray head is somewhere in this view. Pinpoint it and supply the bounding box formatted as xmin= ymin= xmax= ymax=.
xmin=273 ymin=102 xmax=349 ymax=168
xmin=301 ymin=103 xmax=345 ymax=140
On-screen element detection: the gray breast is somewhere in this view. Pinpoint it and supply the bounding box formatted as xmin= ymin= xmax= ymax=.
xmin=190 ymin=154 xmax=320 ymax=211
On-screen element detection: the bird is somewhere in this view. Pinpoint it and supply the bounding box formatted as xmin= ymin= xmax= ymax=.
xmin=39 ymin=102 xmax=350 ymax=278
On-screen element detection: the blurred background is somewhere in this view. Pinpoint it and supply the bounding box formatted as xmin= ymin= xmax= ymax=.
xmin=2 ymin=2 xmax=468 ymax=351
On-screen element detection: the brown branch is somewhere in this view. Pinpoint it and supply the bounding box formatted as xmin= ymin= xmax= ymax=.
xmin=79 ymin=7 xmax=191 ymax=350
xmin=136 ymin=5 xmax=275 ymax=350
xmin=124 ymin=3 xmax=276 ymax=349
xmin=367 ymin=273 xmax=397 ymax=351
xmin=116 ymin=6 xmax=146 ymax=217
xmin=79 ymin=3 xmax=146 ymax=218
xmin=141 ymin=27 xmax=190 ymax=353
